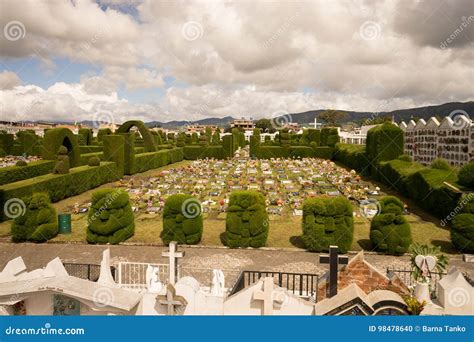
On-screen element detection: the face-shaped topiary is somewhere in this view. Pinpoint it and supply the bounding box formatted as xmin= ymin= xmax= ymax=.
xmin=225 ymin=191 xmax=269 ymax=248
xmin=11 ymin=193 xmax=58 ymax=242
xmin=161 ymin=194 xmax=203 ymax=245
xmin=370 ymin=196 xmax=412 ymax=254
xmin=86 ymin=188 xmax=134 ymax=244
xmin=302 ymin=196 xmax=354 ymax=253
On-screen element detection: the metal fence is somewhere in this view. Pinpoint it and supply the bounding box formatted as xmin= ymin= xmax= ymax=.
xmin=386 ymin=267 xmax=446 ymax=292
xmin=117 ymin=262 xmax=169 ymax=289
xmin=229 ymin=270 xmax=320 ymax=301
xmin=63 ymin=263 xmax=116 ymax=282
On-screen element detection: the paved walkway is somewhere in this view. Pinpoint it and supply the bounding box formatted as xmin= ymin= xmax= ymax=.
xmin=0 ymin=243 xmax=471 ymax=278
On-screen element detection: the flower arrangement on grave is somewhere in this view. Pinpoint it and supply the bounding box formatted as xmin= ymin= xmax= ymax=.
xmin=224 ymin=190 xmax=269 ymax=248
xmin=301 ymin=196 xmax=353 ymax=253
xmin=11 ymin=192 xmax=58 ymax=243
xmin=86 ymin=188 xmax=135 ymax=244
xmin=161 ymin=194 xmax=203 ymax=245
xmin=409 ymin=243 xmax=448 ymax=284
xmin=369 ymin=196 xmax=412 ymax=254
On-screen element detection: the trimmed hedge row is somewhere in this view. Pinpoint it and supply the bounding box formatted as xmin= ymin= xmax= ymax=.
xmin=133 ymin=148 xmax=184 ymax=174
xmin=79 ymin=145 xmax=103 ymax=154
xmin=87 ymin=188 xmax=135 ymax=244
xmin=302 ymin=196 xmax=354 ymax=253
xmin=222 ymin=135 xmax=233 ymax=158
xmin=255 ymin=146 xmax=334 ymax=159
xmin=0 ymin=134 xmax=14 ymax=154
xmin=162 ymin=194 xmax=203 ymax=245
xmin=183 ymin=146 xmax=225 ymax=160
xmin=11 ymin=192 xmax=58 ymax=242
xmin=320 ymin=128 xmax=339 ymax=147
xmin=333 ymin=143 xmax=369 ymax=175
xmin=0 ymin=160 xmax=55 ymax=185
xmin=102 ymin=135 xmax=125 ymax=177
xmin=42 ymin=128 xmax=80 ymax=167
xmin=0 ymin=162 xmax=120 ymax=221
xmin=369 ymin=196 xmax=412 ymax=254
xmin=224 ymin=190 xmax=269 ymax=248
xmin=79 ymin=152 xmax=103 ymax=165
xmin=374 ymin=159 xmax=462 ymax=219
xmin=116 ymin=120 xmax=158 ymax=152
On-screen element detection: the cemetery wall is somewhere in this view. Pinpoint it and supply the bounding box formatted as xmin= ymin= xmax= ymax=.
xmin=0 ymin=160 xmax=56 ymax=186
xmin=0 ymin=162 xmax=120 ymax=221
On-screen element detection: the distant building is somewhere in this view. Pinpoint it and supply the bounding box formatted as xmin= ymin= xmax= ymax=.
xmin=397 ymin=115 xmax=473 ymax=166
xmin=339 ymin=125 xmax=377 ymax=145
xmin=231 ymin=118 xmax=255 ymax=131
xmin=283 ymin=122 xmax=300 ymax=132
xmin=186 ymin=124 xmax=218 ymax=134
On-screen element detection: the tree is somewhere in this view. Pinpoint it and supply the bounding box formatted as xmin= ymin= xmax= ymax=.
xmin=255 ymin=119 xmax=272 ymax=132
xmin=318 ymin=110 xmax=347 ymax=125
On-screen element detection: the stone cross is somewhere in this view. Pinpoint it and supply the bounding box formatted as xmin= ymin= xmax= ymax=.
xmin=319 ymin=245 xmax=349 ymax=298
xmin=162 ymin=241 xmax=184 ymax=285
xmin=253 ymin=277 xmax=284 ymax=315
xmin=157 ymin=284 xmax=187 ymax=315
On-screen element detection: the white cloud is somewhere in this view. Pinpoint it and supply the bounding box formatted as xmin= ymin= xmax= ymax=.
xmin=0 ymin=0 xmax=472 ymax=121
xmin=0 ymin=71 xmax=22 ymax=90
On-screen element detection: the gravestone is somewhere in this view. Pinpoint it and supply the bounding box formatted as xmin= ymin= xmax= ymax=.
xmin=319 ymin=246 xmax=349 ymax=298
xmin=157 ymin=284 xmax=187 ymax=315
xmin=162 ymin=241 xmax=184 ymax=285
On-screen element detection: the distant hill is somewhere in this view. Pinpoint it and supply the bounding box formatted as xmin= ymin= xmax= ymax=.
xmin=17 ymin=101 xmax=473 ymax=128
xmin=282 ymin=101 xmax=474 ymax=125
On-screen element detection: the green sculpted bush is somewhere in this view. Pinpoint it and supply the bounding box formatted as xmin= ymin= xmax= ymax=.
xmin=0 ymin=148 xmax=6 ymax=158
xmin=279 ymin=128 xmax=291 ymax=149
xmin=78 ymin=128 xmax=93 ymax=145
xmin=458 ymin=162 xmax=474 ymax=188
xmin=16 ymin=160 xmax=27 ymax=167
xmin=321 ymin=128 xmax=339 ymax=147
xmin=11 ymin=193 xmax=58 ymax=242
xmin=97 ymin=128 xmax=112 ymax=142
xmin=161 ymin=194 xmax=203 ymax=245
xmin=307 ymin=129 xmax=321 ymax=146
xmin=369 ymin=196 xmax=412 ymax=254
xmin=88 ymin=156 xmax=101 ymax=166
xmin=398 ymin=154 xmax=412 ymax=162
xmin=451 ymin=194 xmax=474 ymax=253
xmin=225 ymin=191 xmax=269 ymax=248
xmin=302 ymin=196 xmax=353 ymax=253
xmin=199 ymin=134 xmax=209 ymax=147
xmin=431 ymin=158 xmax=451 ymax=171
xmin=53 ymin=146 xmax=70 ymax=174
xmin=86 ymin=189 xmax=135 ymax=244
xmin=42 ymin=128 xmax=80 ymax=167
xmin=116 ymin=120 xmax=157 ymax=152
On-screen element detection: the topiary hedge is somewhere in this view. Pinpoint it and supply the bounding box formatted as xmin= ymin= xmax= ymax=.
xmin=183 ymin=146 xmax=224 ymax=160
xmin=307 ymin=129 xmax=321 ymax=146
xmin=0 ymin=134 xmax=14 ymax=154
xmin=102 ymin=135 xmax=125 ymax=177
xmin=42 ymin=128 xmax=80 ymax=167
xmin=0 ymin=160 xmax=55 ymax=186
xmin=161 ymin=194 xmax=203 ymax=245
xmin=302 ymin=196 xmax=353 ymax=253
xmin=333 ymin=143 xmax=369 ymax=174
xmin=133 ymin=148 xmax=184 ymax=173
xmin=97 ymin=128 xmax=112 ymax=142
xmin=19 ymin=132 xmax=40 ymax=156
xmin=451 ymin=194 xmax=474 ymax=253
xmin=430 ymin=158 xmax=451 ymax=171
xmin=78 ymin=128 xmax=93 ymax=145
xmin=458 ymin=162 xmax=474 ymax=188
xmin=86 ymin=188 xmax=134 ymax=244
xmin=0 ymin=162 xmax=121 ymax=221
xmin=366 ymin=123 xmax=403 ymax=175
xmin=224 ymin=191 xmax=269 ymax=248
xmin=116 ymin=120 xmax=158 ymax=152
xmin=11 ymin=193 xmax=58 ymax=242
xmin=369 ymin=196 xmax=412 ymax=254
xmin=279 ymin=128 xmax=291 ymax=149
xmin=222 ymin=135 xmax=233 ymax=158
xmin=321 ymin=128 xmax=339 ymax=147
xmin=53 ymin=146 xmax=70 ymax=174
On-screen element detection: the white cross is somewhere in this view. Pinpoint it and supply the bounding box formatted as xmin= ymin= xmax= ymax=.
xmin=253 ymin=277 xmax=285 ymax=315
xmin=157 ymin=284 xmax=187 ymax=315
xmin=162 ymin=241 xmax=184 ymax=285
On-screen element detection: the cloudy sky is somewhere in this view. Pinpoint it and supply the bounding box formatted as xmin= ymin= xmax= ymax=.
xmin=0 ymin=0 xmax=473 ymax=123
